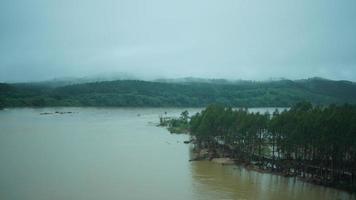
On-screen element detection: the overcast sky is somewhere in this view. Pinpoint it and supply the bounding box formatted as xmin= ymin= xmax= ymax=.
xmin=1 ymin=0 xmax=356 ymax=82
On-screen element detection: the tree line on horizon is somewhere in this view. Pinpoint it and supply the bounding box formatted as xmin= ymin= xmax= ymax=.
xmin=1 ymin=78 xmax=356 ymax=108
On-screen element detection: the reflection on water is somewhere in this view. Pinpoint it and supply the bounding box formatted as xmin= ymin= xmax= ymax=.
xmin=0 ymin=108 xmax=354 ymax=200
xmin=191 ymin=161 xmax=354 ymax=200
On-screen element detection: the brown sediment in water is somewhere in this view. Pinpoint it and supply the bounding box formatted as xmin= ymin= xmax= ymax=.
xmin=189 ymin=146 xmax=355 ymax=194
xmin=211 ymin=157 xmax=235 ymax=165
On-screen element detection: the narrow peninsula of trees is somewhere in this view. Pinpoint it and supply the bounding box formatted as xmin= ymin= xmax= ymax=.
xmin=164 ymin=103 xmax=356 ymax=192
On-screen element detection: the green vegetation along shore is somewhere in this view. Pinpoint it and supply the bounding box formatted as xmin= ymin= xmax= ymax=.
xmin=1 ymin=77 xmax=356 ymax=108
xmin=161 ymin=102 xmax=356 ymax=193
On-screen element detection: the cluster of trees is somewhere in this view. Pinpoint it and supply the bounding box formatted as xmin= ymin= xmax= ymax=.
xmin=188 ymin=103 xmax=356 ymax=191
xmin=1 ymin=78 xmax=356 ymax=107
xmin=159 ymin=110 xmax=190 ymax=133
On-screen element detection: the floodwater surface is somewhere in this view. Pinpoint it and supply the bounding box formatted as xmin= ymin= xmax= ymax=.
xmin=0 ymin=108 xmax=354 ymax=200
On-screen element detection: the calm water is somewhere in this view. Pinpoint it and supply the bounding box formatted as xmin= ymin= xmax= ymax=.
xmin=0 ymin=108 xmax=354 ymax=200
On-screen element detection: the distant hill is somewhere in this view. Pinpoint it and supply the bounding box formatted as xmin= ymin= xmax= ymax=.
xmin=1 ymin=78 xmax=356 ymax=107
xmin=12 ymin=72 xmax=139 ymax=88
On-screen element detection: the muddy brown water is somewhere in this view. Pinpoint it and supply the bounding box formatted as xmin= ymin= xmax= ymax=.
xmin=0 ymin=108 xmax=354 ymax=200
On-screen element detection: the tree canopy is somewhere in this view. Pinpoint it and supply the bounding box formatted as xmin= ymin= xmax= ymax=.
xmin=187 ymin=103 xmax=356 ymax=192
xmin=1 ymin=78 xmax=356 ymax=107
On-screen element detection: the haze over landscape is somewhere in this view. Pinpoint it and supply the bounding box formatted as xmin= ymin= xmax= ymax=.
xmin=2 ymin=1 xmax=356 ymax=199
xmin=1 ymin=0 xmax=356 ymax=82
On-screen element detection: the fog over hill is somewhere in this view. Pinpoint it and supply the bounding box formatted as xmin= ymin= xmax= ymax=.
xmin=1 ymin=0 xmax=356 ymax=82
xmin=1 ymin=77 xmax=356 ymax=108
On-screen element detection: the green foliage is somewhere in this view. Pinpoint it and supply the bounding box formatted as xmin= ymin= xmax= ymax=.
xmin=159 ymin=110 xmax=190 ymax=134
xmin=1 ymin=78 xmax=356 ymax=107
xmin=188 ymin=102 xmax=356 ymax=191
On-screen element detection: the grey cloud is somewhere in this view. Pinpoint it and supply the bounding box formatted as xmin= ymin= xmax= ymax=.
xmin=1 ymin=0 xmax=356 ymax=82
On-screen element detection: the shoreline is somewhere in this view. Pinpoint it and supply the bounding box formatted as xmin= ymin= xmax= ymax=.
xmin=189 ymin=146 xmax=356 ymax=194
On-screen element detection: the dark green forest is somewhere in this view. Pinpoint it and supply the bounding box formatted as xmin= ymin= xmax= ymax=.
xmin=163 ymin=103 xmax=356 ymax=191
xmin=1 ymin=78 xmax=356 ymax=107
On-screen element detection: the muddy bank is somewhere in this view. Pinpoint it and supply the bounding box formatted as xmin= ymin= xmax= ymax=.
xmin=188 ymin=145 xmax=355 ymax=194
xmin=189 ymin=148 xmax=235 ymax=165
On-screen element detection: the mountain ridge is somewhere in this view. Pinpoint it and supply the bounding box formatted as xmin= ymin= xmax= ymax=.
xmin=1 ymin=77 xmax=356 ymax=107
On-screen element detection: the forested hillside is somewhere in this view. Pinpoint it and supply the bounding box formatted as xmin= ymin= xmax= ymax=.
xmin=1 ymin=78 xmax=356 ymax=107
